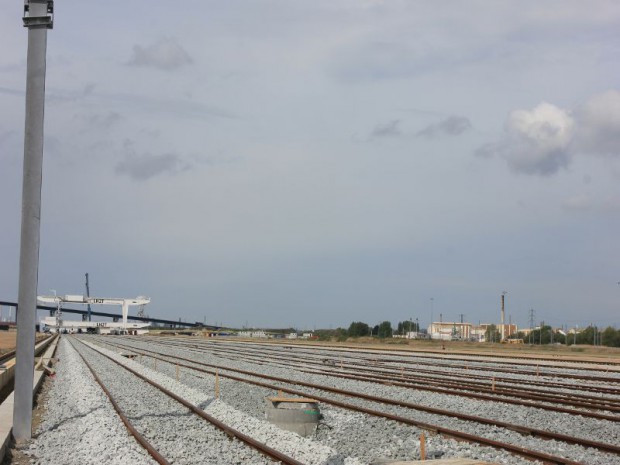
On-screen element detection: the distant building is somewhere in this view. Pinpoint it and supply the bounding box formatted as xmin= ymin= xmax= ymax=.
xmin=428 ymin=322 xmax=519 ymax=342
xmin=499 ymin=323 xmax=518 ymax=340
xmin=238 ymin=330 xmax=268 ymax=338
xmin=428 ymin=322 xmax=472 ymax=340
xmin=287 ymin=332 xmax=314 ymax=339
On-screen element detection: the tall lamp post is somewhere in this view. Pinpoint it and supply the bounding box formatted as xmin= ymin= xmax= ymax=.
xmin=14 ymin=0 xmax=53 ymax=441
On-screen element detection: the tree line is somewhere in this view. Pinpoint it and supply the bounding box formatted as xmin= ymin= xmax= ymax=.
xmin=313 ymin=320 xmax=421 ymax=341
xmin=505 ymin=325 xmax=620 ymax=347
xmin=315 ymin=321 xmax=620 ymax=347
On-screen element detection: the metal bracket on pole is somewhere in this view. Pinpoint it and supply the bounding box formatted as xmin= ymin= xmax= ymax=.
xmin=23 ymin=0 xmax=54 ymax=29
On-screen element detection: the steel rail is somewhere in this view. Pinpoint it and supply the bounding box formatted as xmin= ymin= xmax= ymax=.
xmin=99 ymin=338 xmax=620 ymax=461
xmin=71 ymin=337 xmax=305 ymax=465
xmin=177 ymin=341 xmax=620 ymax=409
xmin=210 ymin=348 xmax=620 ymax=412
xmin=146 ymin=337 xmax=620 ymax=396
xmin=205 ymin=338 xmax=620 ymax=368
xmin=67 ymin=338 xmax=171 ymax=465
xmin=206 ymin=348 xmax=620 ymax=423
xmin=150 ymin=337 xmax=620 ymax=384
xmin=246 ymin=340 xmax=620 ymax=381
xmin=0 ymin=349 xmax=16 ymax=364
xmin=0 ymin=334 xmax=55 ymax=364
xmin=143 ymin=339 xmax=620 ymax=415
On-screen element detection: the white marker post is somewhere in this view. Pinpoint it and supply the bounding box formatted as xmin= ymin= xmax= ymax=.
xmin=14 ymin=0 xmax=53 ymax=441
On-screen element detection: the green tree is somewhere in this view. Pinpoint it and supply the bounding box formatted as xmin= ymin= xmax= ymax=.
xmin=575 ymin=326 xmax=598 ymax=345
xmin=529 ymin=325 xmax=558 ymax=344
xmin=602 ymin=327 xmax=620 ymax=347
xmin=485 ymin=324 xmax=500 ymax=343
xmin=347 ymin=321 xmax=370 ymax=338
xmin=314 ymin=328 xmax=347 ymax=341
xmin=396 ymin=320 xmax=419 ymax=335
xmin=377 ymin=321 xmax=393 ymax=338
xmin=552 ymin=330 xmax=566 ymax=344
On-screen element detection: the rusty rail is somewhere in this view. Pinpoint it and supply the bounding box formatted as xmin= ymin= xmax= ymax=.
xmin=136 ymin=338 xmax=620 ymax=419
xmin=101 ymin=338 xmax=618 ymax=463
xmin=71 ymin=337 xmax=304 ymax=465
xmin=68 ymin=338 xmax=171 ymax=465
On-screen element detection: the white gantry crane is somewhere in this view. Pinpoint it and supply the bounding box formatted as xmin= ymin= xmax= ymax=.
xmin=38 ymin=294 xmax=150 ymax=332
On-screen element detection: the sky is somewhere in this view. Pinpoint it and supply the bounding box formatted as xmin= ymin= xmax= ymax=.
xmin=1 ymin=1 xmax=619 ymax=330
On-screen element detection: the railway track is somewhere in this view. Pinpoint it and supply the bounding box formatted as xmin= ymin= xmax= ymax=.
xmin=0 ymin=349 xmax=16 ymax=365
xmin=97 ymin=337 xmax=619 ymax=465
xmin=229 ymin=339 xmax=620 ymax=368
xmin=68 ymin=337 xmax=305 ymax=465
xmin=151 ymin=337 xmax=620 ymax=396
xmin=212 ymin=350 xmax=620 ymax=415
xmin=0 ymin=334 xmax=54 ymax=365
xmin=203 ymin=339 xmax=620 ymax=381
xmin=68 ymin=338 xmax=171 ymax=465
xmin=150 ymin=337 xmax=620 ymax=387
xmin=139 ymin=338 xmax=620 ymax=418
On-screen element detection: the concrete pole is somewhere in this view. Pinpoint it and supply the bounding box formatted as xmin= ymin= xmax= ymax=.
xmin=13 ymin=0 xmax=52 ymax=442
xmin=500 ymin=292 xmax=506 ymax=341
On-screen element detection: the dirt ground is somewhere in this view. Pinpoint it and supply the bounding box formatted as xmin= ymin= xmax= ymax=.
xmin=0 ymin=331 xmax=17 ymax=355
xmin=0 ymin=331 xmax=47 ymax=356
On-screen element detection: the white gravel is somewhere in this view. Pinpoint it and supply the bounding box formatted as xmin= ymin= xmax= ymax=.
xmin=25 ymin=337 xmax=157 ymax=465
xmin=96 ymin=336 xmax=620 ymax=465
xmin=76 ymin=337 xmax=350 ymax=465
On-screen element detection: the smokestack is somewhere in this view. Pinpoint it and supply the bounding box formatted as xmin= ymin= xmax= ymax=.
xmin=501 ymin=294 xmax=505 ymax=325
xmin=501 ymin=292 xmax=507 ymax=340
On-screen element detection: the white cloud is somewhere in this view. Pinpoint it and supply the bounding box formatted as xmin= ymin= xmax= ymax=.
xmin=504 ymin=102 xmax=574 ymax=175
xmin=128 ymin=38 xmax=192 ymax=71
xmin=477 ymin=102 xmax=574 ymax=175
xmin=115 ymin=152 xmax=189 ymax=180
xmin=478 ymin=91 xmax=620 ymax=176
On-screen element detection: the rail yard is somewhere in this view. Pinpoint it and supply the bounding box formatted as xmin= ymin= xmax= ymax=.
xmin=2 ymin=335 xmax=617 ymax=465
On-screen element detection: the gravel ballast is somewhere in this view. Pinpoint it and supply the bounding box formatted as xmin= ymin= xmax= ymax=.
xmin=31 ymin=336 xmax=620 ymax=465
xmin=74 ymin=337 xmax=350 ymax=465
xmin=91 ymin=335 xmax=620 ymax=465
xmin=25 ymin=337 xmax=157 ymax=465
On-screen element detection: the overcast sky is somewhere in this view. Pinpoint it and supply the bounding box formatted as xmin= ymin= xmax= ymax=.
xmin=1 ymin=1 xmax=619 ymax=330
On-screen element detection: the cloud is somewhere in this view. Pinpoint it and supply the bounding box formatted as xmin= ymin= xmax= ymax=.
xmin=128 ymin=38 xmax=192 ymax=71
xmin=417 ymin=116 xmax=472 ymax=137
xmin=477 ymin=102 xmax=575 ymax=176
xmin=477 ymin=91 xmax=620 ymax=176
xmin=115 ymin=152 xmax=189 ymax=180
xmin=370 ymin=120 xmax=401 ymax=138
